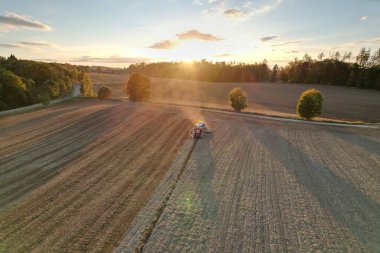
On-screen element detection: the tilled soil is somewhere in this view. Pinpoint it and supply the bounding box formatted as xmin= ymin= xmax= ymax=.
xmin=0 ymin=99 xmax=191 ymax=252
xmin=90 ymin=73 xmax=380 ymax=122
xmin=122 ymin=111 xmax=380 ymax=253
xmin=1 ymin=99 xmax=379 ymax=253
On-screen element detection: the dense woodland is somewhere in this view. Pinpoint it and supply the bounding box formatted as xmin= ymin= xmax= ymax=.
xmin=128 ymin=48 xmax=380 ymax=90
xmin=0 ymin=55 xmax=94 ymax=111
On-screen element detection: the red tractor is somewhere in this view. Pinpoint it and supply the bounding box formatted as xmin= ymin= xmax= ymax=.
xmin=190 ymin=122 xmax=210 ymax=139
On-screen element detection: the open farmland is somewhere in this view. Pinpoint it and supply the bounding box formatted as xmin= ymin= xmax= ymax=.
xmin=0 ymin=99 xmax=191 ymax=252
xmin=90 ymin=73 xmax=380 ymax=122
xmin=118 ymin=110 xmax=380 ymax=253
xmin=1 ymin=98 xmax=379 ymax=252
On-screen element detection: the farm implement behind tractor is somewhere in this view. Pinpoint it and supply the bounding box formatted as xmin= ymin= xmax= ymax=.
xmin=191 ymin=122 xmax=211 ymax=139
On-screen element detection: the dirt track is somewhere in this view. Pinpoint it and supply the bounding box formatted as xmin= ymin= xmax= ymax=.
xmin=0 ymin=99 xmax=190 ymax=252
xmin=119 ymin=110 xmax=380 ymax=253
xmin=90 ymin=73 xmax=380 ymax=122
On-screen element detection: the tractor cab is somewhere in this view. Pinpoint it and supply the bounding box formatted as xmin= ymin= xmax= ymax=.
xmin=191 ymin=122 xmax=211 ymax=139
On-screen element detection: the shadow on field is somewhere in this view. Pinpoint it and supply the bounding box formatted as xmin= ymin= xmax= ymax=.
xmin=0 ymin=105 xmax=135 ymax=211
xmin=249 ymin=126 xmax=380 ymax=251
xmin=332 ymin=128 xmax=380 ymax=156
xmin=0 ymin=106 xmax=81 ymax=136
xmin=193 ymin=130 xmax=218 ymax=220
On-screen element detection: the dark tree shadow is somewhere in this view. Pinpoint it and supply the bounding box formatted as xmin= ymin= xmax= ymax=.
xmin=327 ymin=127 xmax=380 ymax=156
xmin=193 ymin=132 xmax=218 ymax=219
xmin=249 ymin=126 xmax=380 ymax=252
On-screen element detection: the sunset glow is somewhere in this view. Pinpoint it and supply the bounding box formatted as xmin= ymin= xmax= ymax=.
xmin=1 ymin=0 xmax=379 ymax=67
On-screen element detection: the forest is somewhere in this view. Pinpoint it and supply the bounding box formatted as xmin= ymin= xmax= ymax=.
xmin=0 ymin=55 xmax=94 ymax=111
xmin=127 ymin=48 xmax=380 ymax=90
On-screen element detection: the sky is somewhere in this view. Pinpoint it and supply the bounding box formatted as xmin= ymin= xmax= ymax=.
xmin=0 ymin=0 xmax=379 ymax=68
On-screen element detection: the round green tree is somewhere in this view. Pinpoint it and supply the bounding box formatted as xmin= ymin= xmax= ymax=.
xmin=228 ymin=87 xmax=247 ymax=112
xmin=126 ymin=73 xmax=151 ymax=102
xmin=98 ymin=86 xmax=112 ymax=99
xmin=297 ymin=89 xmax=323 ymax=119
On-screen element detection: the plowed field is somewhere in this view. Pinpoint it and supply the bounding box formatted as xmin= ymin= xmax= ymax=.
xmin=119 ymin=111 xmax=380 ymax=253
xmin=89 ymin=73 xmax=380 ymax=122
xmin=0 ymin=99 xmax=190 ymax=252
xmin=1 ymin=98 xmax=379 ymax=253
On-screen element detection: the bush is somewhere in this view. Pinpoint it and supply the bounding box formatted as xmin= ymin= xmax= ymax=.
xmin=297 ymin=89 xmax=323 ymax=119
xmin=228 ymin=87 xmax=247 ymax=112
xmin=42 ymin=79 xmax=60 ymax=98
xmin=126 ymin=73 xmax=150 ymax=102
xmin=37 ymin=92 xmax=50 ymax=106
xmin=80 ymin=72 xmax=95 ymax=97
xmin=98 ymin=86 xmax=112 ymax=99
xmin=0 ymin=70 xmax=27 ymax=108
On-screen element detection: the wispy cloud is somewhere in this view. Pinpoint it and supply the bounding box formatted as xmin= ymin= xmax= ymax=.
xmin=193 ymin=0 xmax=203 ymax=6
xmin=148 ymin=29 xmax=221 ymax=50
xmin=253 ymin=0 xmax=283 ymax=15
xmin=19 ymin=41 xmax=54 ymax=47
xmin=0 ymin=12 xmax=52 ymax=32
xmin=260 ymin=35 xmax=281 ymax=42
xmin=0 ymin=42 xmax=42 ymax=51
xmin=224 ymin=9 xmax=248 ymax=18
xmin=201 ymin=0 xmax=282 ymax=18
xmin=0 ymin=43 xmax=23 ymax=48
xmin=177 ymin=29 xmax=221 ymax=41
xmin=361 ymin=16 xmax=367 ymax=21
xmin=33 ymin=58 xmax=58 ymax=62
xmin=286 ymin=50 xmax=299 ymax=53
xmin=70 ymin=55 xmax=150 ymax=64
xmin=213 ymin=53 xmax=233 ymax=57
xmin=148 ymin=40 xmax=177 ymax=49
xmin=271 ymin=40 xmax=303 ymax=47
xmin=336 ymin=37 xmax=380 ymax=49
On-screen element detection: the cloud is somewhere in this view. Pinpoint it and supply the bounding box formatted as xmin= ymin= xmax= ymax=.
xmin=148 ymin=30 xmax=221 ymax=50
xmin=0 ymin=43 xmax=23 ymax=48
xmin=19 ymin=41 xmax=54 ymax=47
xmin=224 ymin=9 xmax=248 ymax=18
xmin=260 ymin=35 xmax=281 ymax=42
xmin=271 ymin=40 xmax=303 ymax=47
xmin=202 ymin=0 xmax=225 ymax=15
xmin=254 ymin=0 xmax=282 ymax=14
xmin=340 ymin=37 xmax=380 ymax=48
xmin=361 ymin=16 xmax=367 ymax=21
xmin=70 ymin=55 xmax=150 ymax=64
xmin=33 ymin=58 xmax=58 ymax=62
xmin=148 ymin=40 xmax=177 ymax=49
xmin=202 ymin=0 xmax=282 ymax=18
xmin=177 ymin=29 xmax=221 ymax=41
xmin=286 ymin=50 xmax=299 ymax=53
xmin=193 ymin=0 xmax=203 ymax=5
xmin=213 ymin=53 xmax=233 ymax=57
xmin=0 ymin=43 xmax=41 ymax=51
xmin=0 ymin=12 xmax=52 ymax=32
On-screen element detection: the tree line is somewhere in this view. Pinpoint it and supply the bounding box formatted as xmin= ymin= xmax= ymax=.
xmin=127 ymin=60 xmax=270 ymax=82
xmin=275 ymin=48 xmax=380 ymax=89
xmin=127 ymin=48 xmax=380 ymax=90
xmin=0 ymin=55 xmax=94 ymax=111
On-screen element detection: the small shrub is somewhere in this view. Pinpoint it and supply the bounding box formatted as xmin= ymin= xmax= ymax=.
xmin=297 ymin=89 xmax=323 ymax=119
xmin=98 ymin=86 xmax=112 ymax=99
xmin=228 ymin=87 xmax=247 ymax=112
xmin=37 ymin=92 xmax=51 ymax=106
xmin=126 ymin=73 xmax=150 ymax=102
